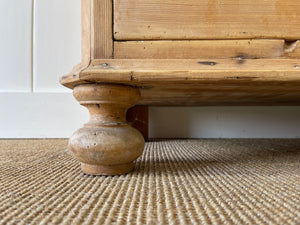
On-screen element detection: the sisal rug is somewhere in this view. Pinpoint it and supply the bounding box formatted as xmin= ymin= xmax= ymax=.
xmin=0 ymin=139 xmax=299 ymax=225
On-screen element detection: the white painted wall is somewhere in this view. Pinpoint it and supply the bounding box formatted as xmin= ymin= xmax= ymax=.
xmin=33 ymin=0 xmax=81 ymax=92
xmin=149 ymin=107 xmax=300 ymax=138
xmin=1 ymin=0 xmax=300 ymax=138
xmin=0 ymin=0 xmax=32 ymax=92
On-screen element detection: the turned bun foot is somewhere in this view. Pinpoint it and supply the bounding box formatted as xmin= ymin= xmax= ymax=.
xmin=68 ymin=84 xmax=145 ymax=176
xmin=81 ymin=163 xmax=135 ymax=176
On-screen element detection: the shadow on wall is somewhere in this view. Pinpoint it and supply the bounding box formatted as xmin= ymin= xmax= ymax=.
xmin=149 ymin=106 xmax=300 ymax=138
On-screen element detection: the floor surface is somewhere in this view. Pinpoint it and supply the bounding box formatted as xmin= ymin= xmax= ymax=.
xmin=0 ymin=139 xmax=299 ymax=225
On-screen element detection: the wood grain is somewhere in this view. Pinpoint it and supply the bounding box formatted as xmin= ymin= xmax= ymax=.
xmin=69 ymin=84 xmax=145 ymax=175
xmin=138 ymin=84 xmax=300 ymax=106
xmin=92 ymin=0 xmax=113 ymax=58
xmin=68 ymin=0 xmax=148 ymax=140
xmin=115 ymin=39 xmax=289 ymax=59
xmin=81 ymin=0 xmax=92 ymax=64
xmin=85 ymin=59 xmax=300 ymax=82
xmin=61 ymin=58 xmax=300 ymax=106
xmin=62 ymin=58 xmax=300 ymax=86
xmin=114 ymin=0 xmax=300 ymax=40
xmin=66 ymin=0 xmax=113 ymax=78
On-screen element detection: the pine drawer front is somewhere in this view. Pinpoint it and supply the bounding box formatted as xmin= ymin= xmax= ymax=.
xmin=113 ymin=0 xmax=300 ymax=40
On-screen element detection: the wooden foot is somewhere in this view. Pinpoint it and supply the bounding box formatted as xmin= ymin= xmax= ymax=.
xmin=81 ymin=162 xmax=134 ymax=176
xmin=68 ymin=84 xmax=145 ymax=176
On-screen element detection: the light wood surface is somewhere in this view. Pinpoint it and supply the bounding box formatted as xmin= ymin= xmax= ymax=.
xmin=61 ymin=58 xmax=300 ymax=106
xmin=65 ymin=0 xmax=147 ymax=176
xmin=115 ymin=40 xmax=300 ymax=59
xmin=82 ymin=58 xmax=300 ymax=83
xmin=139 ymin=84 xmax=300 ymax=106
xmin=83 ymin=0 xmax=113 ymax=60
xmin=69 ymin=0 xmax=113 ymax=78
xmin=92 ymin=0 xmax=113 ymax=58
xmin=62 ymin=58 xmax=300 ymax=85
xmin=81 ymin=0 xmax=92 ymax=64
xmin=69 ymin=84 xmax=145 ymax=175
xmin=114 ymin=0 xmax=300 ymax=40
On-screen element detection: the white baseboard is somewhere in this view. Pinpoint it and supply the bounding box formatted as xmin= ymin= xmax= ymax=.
xmin=1 ymin=92 xmax=300 ymax=138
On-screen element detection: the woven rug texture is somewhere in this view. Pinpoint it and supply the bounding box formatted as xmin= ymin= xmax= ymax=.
xmin=0 ymin=139 xmax=299 ymax=225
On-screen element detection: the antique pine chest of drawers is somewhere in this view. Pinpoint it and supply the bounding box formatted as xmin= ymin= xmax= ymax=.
xmin=61 ymin=0 xmax=300 ymax=175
